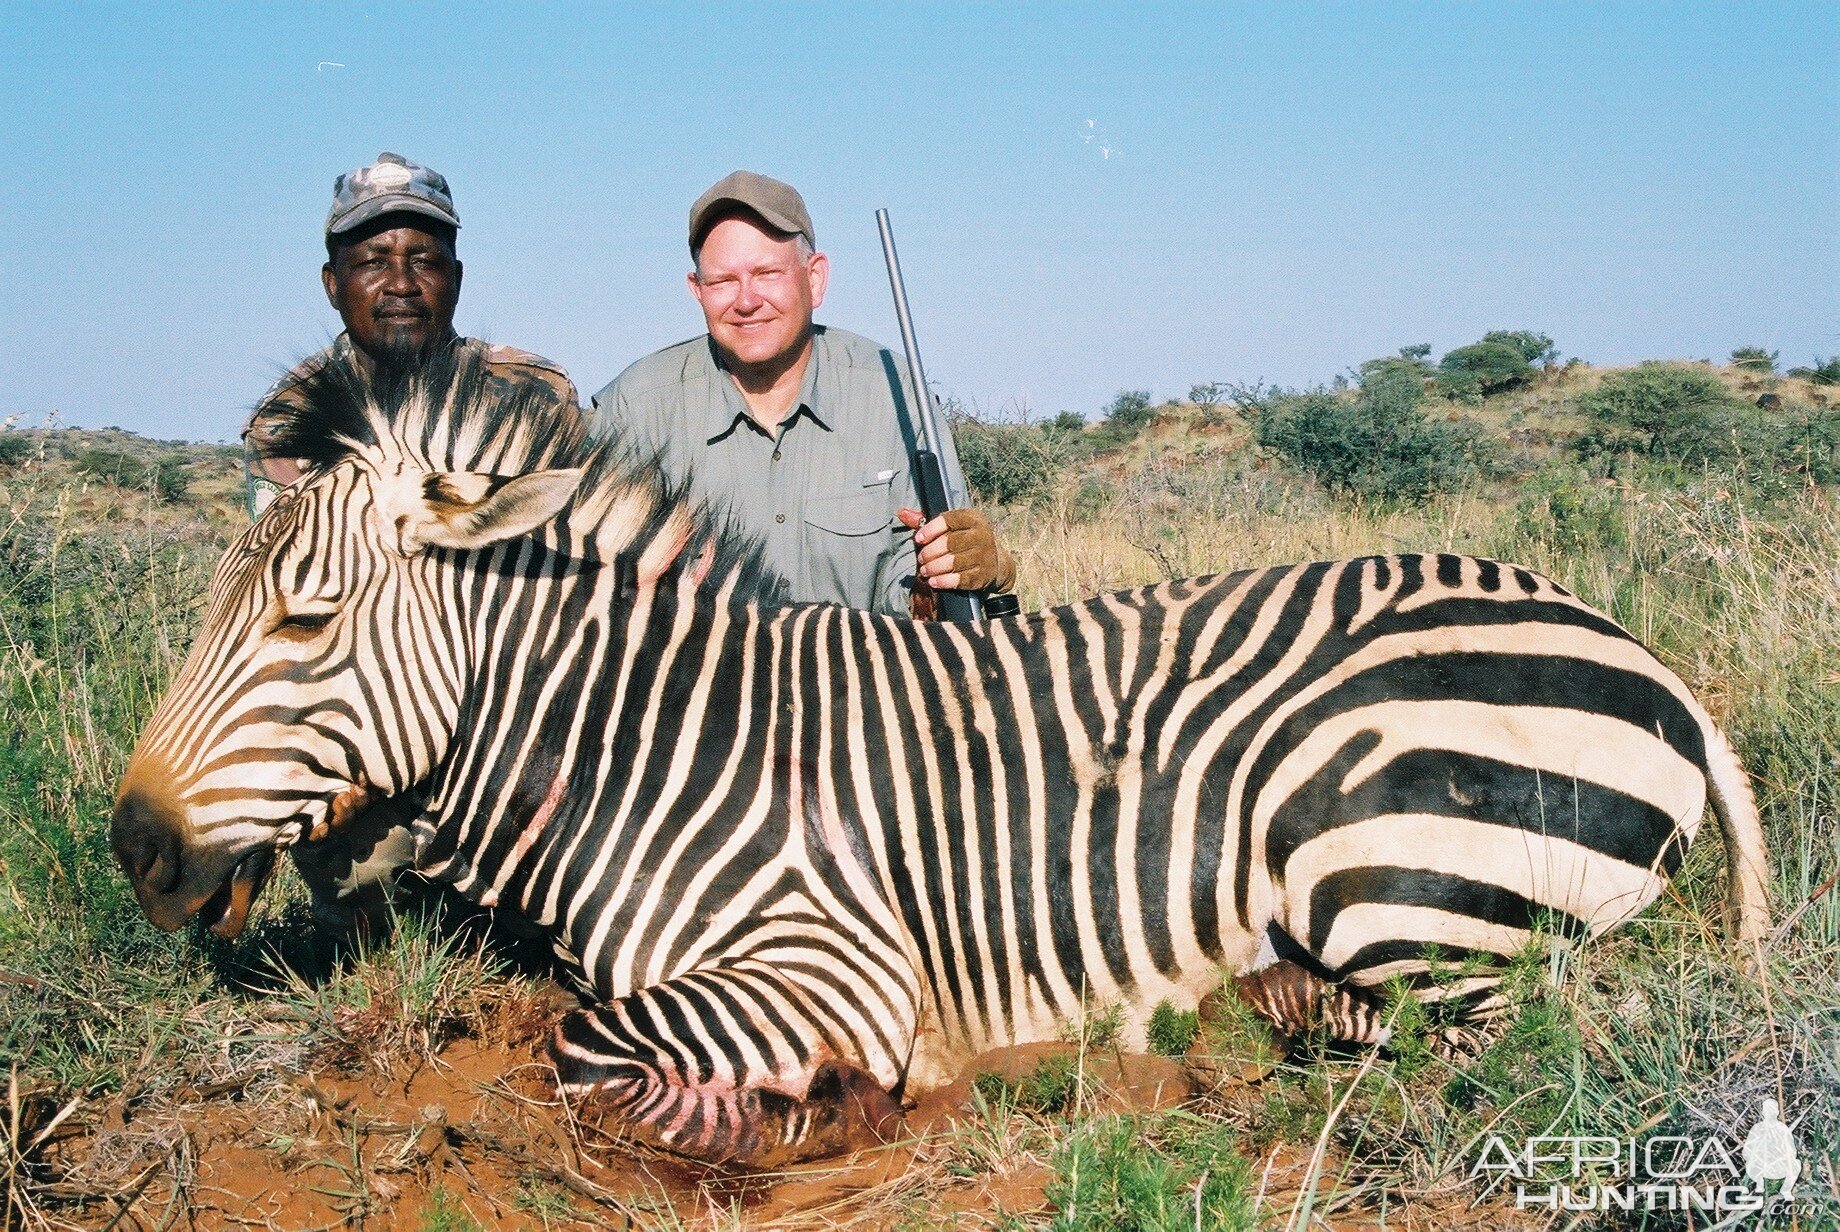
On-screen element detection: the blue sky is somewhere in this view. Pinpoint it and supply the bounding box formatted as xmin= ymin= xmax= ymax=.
xmin=2 ymin=2 xmax=1835 ymax=443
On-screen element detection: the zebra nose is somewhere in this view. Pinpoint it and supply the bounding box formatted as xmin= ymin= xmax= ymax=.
xmin=112 ymin=786 xmax=185 ymax=899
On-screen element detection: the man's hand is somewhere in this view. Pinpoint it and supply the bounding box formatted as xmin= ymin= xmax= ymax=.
xmin=897 ymin=507 xmax=1015 ymax=594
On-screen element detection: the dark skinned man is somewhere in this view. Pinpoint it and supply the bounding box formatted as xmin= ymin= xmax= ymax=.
xmin=244 ymin=151 xmax=579 ymax=515
xmin=242 ymin=153 xmax=580 ymax=936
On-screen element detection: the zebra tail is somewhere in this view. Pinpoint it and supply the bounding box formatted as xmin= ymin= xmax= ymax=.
xmin=1701 ymin=717 xmax=1771 ymax=945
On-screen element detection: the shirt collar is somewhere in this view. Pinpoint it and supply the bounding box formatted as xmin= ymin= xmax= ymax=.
xmin=704 ymin=327 xmax=831 ymax=442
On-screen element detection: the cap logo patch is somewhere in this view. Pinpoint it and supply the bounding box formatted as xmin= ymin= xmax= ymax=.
xmin=370 ymin=164 xmax=413 ymax=190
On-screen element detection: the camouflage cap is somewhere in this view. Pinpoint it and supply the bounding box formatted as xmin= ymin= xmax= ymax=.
xmin=325 ymin=152 xmax=461 ymax=238
xmin=688 ymin=170 xmax=814 ymax=254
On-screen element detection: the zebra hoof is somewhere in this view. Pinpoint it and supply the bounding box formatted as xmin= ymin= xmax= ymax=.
xmin=746 ymin=1060 xmax=904 ymax=1169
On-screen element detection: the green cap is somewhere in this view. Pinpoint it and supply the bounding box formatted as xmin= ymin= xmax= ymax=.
xmin=688 ymin=170 xmax=814 ymax=254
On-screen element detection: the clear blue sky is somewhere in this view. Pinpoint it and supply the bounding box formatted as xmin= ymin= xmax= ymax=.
xmin=2 ymin=2 xmax=1835 ymax=443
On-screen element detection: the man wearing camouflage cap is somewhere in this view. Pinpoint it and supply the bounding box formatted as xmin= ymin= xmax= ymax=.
xmin=242 ymin=152 xmax=580 ymax=938
xmin=590 ymin=171 xmax=1014 ymax=617
xmin=243 ymin=151 xmax=580 ymax=517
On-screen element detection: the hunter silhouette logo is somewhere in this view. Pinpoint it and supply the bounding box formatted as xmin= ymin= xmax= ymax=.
xmin=1742 ymin=1099 xmax=1799 ymax=1200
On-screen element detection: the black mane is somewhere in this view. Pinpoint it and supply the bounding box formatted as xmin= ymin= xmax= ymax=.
xmin=259 ymin=345 xmax=784 ymax=605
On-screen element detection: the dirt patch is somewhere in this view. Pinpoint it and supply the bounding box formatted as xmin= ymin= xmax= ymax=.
xmin=20 ymin=1029 xmax=1534 ymax=1230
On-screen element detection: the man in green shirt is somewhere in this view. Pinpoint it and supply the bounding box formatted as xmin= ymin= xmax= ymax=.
xmin=590 ymin=171 xmax=1013 ymax=617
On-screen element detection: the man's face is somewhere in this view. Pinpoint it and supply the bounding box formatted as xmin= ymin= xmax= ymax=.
xmin=322 ymin=218 xmax=463 ymax=360
xmin=688 ymin=215 xmax=827 ymax=370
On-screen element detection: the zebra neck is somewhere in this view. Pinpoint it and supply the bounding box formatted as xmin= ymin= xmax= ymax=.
xmin=409 ymin=571 xmax=763 ymax=910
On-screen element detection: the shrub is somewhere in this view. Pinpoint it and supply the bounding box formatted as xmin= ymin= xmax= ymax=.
xmin=1359 ymin=344 xmax=1435 ymax=385
xmin=1575 ymin=362 xmax=1766 ymax=465
xmin=1047 ymin=410 xmax=1088 ymax=434
xmin=1436 ymin=341 xmax=1535 ymax=402
xmin=1788 ymin=356 xmax=1840 ymax=385
xmin=72 ymin=448 xmax=191 ymax=502
xmin=1047 ymin=1113 xmax=1257 ymax=1230
xmin=954 ymin=418 xmax=1061 ymax=506
xmin=1091 ymin=390 xmax=1159 ymax=450
xmin=0 ymin=435 xmax=30 ymax=466
xmin=1187 ymin=381 xmax=1229 ymax=406
xmin=1480 ymin=330 xmax=1558 ymax=366
xmin=1146 ymin=1000 xmax=1199 ymax=1057
xmin=1258 ymin=365 xmax=1491 ymax=502
xmin=1731 ymin=346 xmax=1778 ymax=374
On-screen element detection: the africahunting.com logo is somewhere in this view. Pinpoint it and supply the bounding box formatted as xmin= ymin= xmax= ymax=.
xmin=1471 ymin=1099 xmax=1823 ymax=1218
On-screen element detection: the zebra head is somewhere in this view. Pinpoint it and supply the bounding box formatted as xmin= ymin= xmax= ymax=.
xmin=112 ymin=356 xmax=584 ymax=938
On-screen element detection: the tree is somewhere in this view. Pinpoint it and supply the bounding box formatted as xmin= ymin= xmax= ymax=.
xmin=1437 ymin=341 xmax=1535 ymax=401
xmin=1479 ymin=331 xmax=1558 ymax=367
xmin=1258 ymin=365 xmax=1490 ymax=501
xmin=1104 ymin=389 xmax=1154 ymax=428
xmin=1787 ymin=357 xmax=1840 ymax=385
xmin=1730 ymin=346 xmax=1778 ymax=374
xmin=1187 ymin=381 xmax=1229 ymax=406
xmin=1576 ymin=362 xmax=1764 ymax=464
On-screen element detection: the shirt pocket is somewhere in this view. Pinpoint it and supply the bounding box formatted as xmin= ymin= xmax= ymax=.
xmin=802 ymin=490 xmax=896 ymax=608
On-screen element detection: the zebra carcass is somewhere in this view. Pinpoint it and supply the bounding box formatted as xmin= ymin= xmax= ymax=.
xmin=112 ymin=352 xmax=1769 ymax=1166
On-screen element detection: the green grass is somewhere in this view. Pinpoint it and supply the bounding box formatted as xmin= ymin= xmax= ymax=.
xmin=1047 ymin=1111 xmax=1257 ymax=1231
xmin=1146 ymin=1001 xmax=1200 ymax=1059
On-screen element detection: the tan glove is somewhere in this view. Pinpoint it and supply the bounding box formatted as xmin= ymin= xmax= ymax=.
xmin=897 ymin=507 xmax=1016 ymax=594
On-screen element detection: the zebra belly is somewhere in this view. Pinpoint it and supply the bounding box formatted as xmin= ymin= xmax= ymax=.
xmin=1257 ymin=698 xmax=1705 ymax=989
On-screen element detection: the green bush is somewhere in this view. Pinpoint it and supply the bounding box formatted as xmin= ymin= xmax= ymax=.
xmin=72 ymin=447 xmax=190 ymax=502
xmin=1145 ymin=1000 xmax=1199 ymax=1057
xmin=1187 ymin=382 xmax=1228 ymax=406
xmin=952 ymin=405 xmax=1091 ymax=507
xmin=1575 ymin=362 xmax=1767 ymax=466
xmin=1047 ymin=1112 xmax=1256 ymax=1231
xmin=0 ymin=435 xmax=29 ymax=466
xmin=1436 ymin=341 xmax=1535 ymax=402
xmin=1774 ymin=404 xmax=1840 ymax=484
xmin=1090 ymin=390 xmax=1159 ymax=450
xmin=1358 ymin=343 xmax=1434 ymax=387
xmin=1730 ymin=346 xmax=1778 ymax=374
xmin=1480 ymin=330 xmax=1558 ymax=366
xmin=1258 ymin=365 xmax=1491 ymax=502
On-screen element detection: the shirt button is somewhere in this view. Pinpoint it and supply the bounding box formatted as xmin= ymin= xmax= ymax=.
xmin=776 ymin=513 xmax=786 ymax=524
xmin=772 ymin=449 xmax=782 ymax=461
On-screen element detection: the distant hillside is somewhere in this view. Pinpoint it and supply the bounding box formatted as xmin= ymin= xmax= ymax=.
xmin=0 ymin=428 xmax=244 ymax=532
xmin=5 ymin=353 xmax=1834 ymax=541
xmin=953 ymin=357 xmax=1840 ymax=512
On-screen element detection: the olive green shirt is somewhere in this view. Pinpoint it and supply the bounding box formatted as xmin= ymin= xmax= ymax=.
xmin=590 ymin=326 xmax=960 ymax=615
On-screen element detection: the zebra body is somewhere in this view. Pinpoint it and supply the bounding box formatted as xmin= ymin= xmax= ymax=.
xmin=112 ymin=357 xmax=1769 ymax=1165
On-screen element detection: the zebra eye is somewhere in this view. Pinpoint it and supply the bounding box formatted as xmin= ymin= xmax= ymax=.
xmin=271 ymin=608 xmax=338 ymax=638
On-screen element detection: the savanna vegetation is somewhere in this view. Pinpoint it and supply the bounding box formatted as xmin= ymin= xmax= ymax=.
xmin=4 ymin=340 xmax=1837 ymax=1228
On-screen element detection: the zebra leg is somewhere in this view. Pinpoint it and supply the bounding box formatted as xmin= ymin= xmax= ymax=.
xmin=1233 ymin=961 xmax=1395 ymax=1049
xmin=550 ymin=960 xmax=907 ymax=1168
xmin=1236 ymin=927 xmax=1507 ymax=1059
xmin=289 ymin=797 xmax=418 ymax=941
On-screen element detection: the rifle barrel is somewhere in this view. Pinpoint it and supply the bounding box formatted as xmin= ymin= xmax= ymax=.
xmin=876 ymin=208 xmax=982 ymax=624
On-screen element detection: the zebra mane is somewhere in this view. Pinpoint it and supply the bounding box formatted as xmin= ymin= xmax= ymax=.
xmin=259 ymin=345 xmax=784 ymax=604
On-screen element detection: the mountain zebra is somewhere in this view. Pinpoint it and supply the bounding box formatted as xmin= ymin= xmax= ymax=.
xmin=113 ymin=353 xmax=1769 ymax=1166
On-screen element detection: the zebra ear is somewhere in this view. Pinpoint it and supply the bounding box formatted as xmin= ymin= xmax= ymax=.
xmin=385 ymin=467 xmax=583 ymax=555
